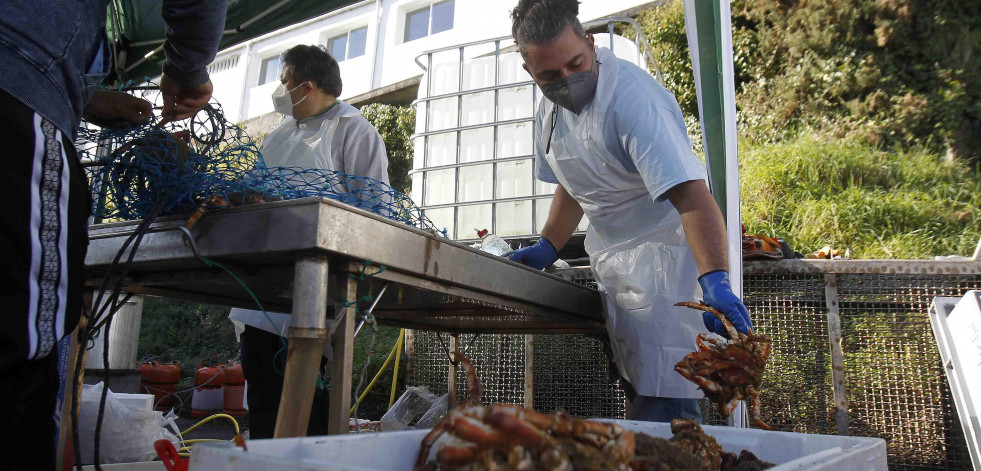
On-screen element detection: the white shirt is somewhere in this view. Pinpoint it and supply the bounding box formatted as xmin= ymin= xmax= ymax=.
xmin=229 ymin=100 xmax=389 ymax=339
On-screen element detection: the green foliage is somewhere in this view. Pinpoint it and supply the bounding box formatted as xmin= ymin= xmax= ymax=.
xmin=138 ymin=297 xmax=240 ymax=369
xmin=740 ymin=131 xmax=981 ymax=258
xmin=632 ymin=1 xmax=698 ymax=119
xmin=635 ymin=0 xmax=981 ymax=160
xmin=360 ymin=103 xmax=416 ymax=193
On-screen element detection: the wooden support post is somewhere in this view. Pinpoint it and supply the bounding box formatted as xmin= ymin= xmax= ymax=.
xmin=405 ymin=329 xmax=416 ymax=388
xmin=328 ymin=275 xmax=356 ymax=435
xmin=275 ymin=255 xmax=330 ymax=438
xmin=824 ymin=273 xmax=850 ymax=436
xmin=56 ymin=290 xmax=92 ymax=471
xmin=524 ymin=334 xmax=535 ymax=409
xmin=447 ymin=334 xmax=458 ymax=408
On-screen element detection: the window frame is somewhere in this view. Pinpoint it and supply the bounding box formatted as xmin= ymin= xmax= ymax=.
xmin=326 ymin=25 xmax=369 ymax=62
xmin=402 ymin=0 xmax=454 ymax=44
xmin=257 ymin=54 xmax=284 ymax=86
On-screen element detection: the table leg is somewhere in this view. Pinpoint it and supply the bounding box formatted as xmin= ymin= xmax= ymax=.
xmin=328 ymin=276 xmax=356 ymax=435
xmin=275 ymin=255 xmax=330 ymax=438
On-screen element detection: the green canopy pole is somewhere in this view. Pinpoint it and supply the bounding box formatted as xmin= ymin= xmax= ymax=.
xmin=684 ymin=0 xmax=745 ymax=428
xmin=689 ymin=0 xmax=729 ymax=217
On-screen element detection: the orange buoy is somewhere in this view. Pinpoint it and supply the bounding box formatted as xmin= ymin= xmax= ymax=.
xmin=222 ymin=362 xmax=246 ymax=417
xmin=146 ymin=362 xmax=181 ymax=411
xmin=190 ymin=363 xmax=225 ymax=418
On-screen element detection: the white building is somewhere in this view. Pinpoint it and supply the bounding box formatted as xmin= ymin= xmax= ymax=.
xmin=207 ymin=0 xmax=658 ymax=123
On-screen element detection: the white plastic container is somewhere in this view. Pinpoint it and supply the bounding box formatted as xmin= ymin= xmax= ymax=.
xmin=410 ymin=24 xmax=654 ymax=241
xmin=189 ymin=419 xmax=887 ymax=471
xmin=929 ymin=292 xmax=981 ymax=470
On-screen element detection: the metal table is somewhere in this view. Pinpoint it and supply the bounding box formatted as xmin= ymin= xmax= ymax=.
xmin=84 ymin=197 xmax=603 ymax=437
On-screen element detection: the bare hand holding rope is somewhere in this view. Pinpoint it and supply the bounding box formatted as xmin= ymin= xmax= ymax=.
xmin=158 ymin=75 xmax=214 ymax=126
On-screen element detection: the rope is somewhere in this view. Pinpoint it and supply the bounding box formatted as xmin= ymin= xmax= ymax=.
xmin=77 ymin=81 xmax=444 ymax=235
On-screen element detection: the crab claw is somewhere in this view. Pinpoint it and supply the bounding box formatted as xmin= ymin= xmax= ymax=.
xmin=674 ymin=301 xmax=747 ymax=338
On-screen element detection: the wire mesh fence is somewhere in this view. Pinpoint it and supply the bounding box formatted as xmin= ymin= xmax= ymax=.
xmin=836 ymin=273 xmax=979 ymax=471
xmin=405 ymin=261 xmax=980 ymax=471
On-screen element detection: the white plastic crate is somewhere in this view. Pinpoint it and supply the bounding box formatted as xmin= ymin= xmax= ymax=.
xmin=929 ymin=292 xmax=981 ymax=470
xmin=190 ymin=419 xmax=886 ymax=471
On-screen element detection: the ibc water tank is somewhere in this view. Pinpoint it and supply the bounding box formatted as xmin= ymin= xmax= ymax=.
xmin=409 ymin=20 xmax=655 ymax=242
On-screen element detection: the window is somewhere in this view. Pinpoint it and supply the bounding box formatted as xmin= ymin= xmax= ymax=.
xmin=327 ymin=26 xmax=368 ymax=62
xmin=403 ymin=0 xmax=454 ymax=43
xmin=258 ymin=55 xmax=282 ymax=85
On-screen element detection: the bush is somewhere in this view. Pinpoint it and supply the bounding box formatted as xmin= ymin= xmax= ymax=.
xmin=360 ymin=103 xmax=416 ymax=193
xmin=740 ymin=131 xmax=981 ymax=258
xmin=634 ymin=0 xmax=981 ymax=161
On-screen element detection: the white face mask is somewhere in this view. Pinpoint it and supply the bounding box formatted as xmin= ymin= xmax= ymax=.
xmin=271 ymin=82 xmax=308 ymax=115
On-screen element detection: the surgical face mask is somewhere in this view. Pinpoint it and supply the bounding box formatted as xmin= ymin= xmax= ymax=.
xmin=541 ymin=50 xmax=598 ymax=115
xmin=271 ymin=82 xmax=308 ymax=115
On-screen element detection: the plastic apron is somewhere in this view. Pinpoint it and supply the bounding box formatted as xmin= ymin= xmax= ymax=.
xmin=542 ymin=48 xmax=704 ymax=398
xmin=259 ymin=101 xmax=361 ymax=170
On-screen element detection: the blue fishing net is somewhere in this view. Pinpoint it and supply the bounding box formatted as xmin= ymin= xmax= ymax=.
xmin=77 ymin=82 xmax=444 ymax=235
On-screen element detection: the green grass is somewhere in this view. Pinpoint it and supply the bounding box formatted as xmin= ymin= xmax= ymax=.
xmin=740 ymin=131 xmax=981 ymax=259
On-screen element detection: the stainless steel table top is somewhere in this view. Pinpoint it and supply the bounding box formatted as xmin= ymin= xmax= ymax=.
xmin=86 ymin=197 xmax=604 ymax=334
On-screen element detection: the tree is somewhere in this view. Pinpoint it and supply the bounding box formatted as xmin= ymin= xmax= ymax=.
xmin=634 ymin=0 xmax=981 ymax=161
xmin=360 ymin=103 xmax=416 ymax=193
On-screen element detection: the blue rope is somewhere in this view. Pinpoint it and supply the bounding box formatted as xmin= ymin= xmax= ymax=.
xmin=77 ymin=86 xmax=443 ymax=234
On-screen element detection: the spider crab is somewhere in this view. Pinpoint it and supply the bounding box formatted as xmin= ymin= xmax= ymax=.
xmin=674 ymin=302 xmax=775 ymax=430
xmin=415 ymin=352 xmax=636 ymax=471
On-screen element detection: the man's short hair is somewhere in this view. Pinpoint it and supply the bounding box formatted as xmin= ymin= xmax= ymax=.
xmin=510 ymin=0 xmax=586 ymax=57
xmin=283 ymin=45 xmax=342 ymax=97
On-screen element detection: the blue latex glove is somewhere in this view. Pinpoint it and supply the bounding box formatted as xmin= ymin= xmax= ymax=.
xmin=508 ymin=237 xmax=558 ymax=270
xmin=698 ymin=270 xmax=753 ymax=337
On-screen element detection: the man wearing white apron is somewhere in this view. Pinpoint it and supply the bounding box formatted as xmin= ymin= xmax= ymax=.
xmin=228 ymin=45 xmax=389 ymax=437
xmin=507 ymin=0 xmax=753 ymax=422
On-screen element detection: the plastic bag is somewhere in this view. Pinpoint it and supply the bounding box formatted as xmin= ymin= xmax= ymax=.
xmin=79 ymin=382 xmax=179 ymax=464
xmin=380 ymin=386 xmax=448 ymax=431
xmin=415 ymin=393 xmax=449 ymax=429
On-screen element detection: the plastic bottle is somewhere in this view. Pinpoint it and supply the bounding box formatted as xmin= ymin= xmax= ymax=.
xmin=475 ymin=229 xmax=513 ymax=257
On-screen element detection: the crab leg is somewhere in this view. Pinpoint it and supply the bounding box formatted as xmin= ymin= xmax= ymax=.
xmin=452 ymin=351 xmax=482 ymax=404
xmin=675 ymin=301 xmax=750 ymax=337
xmin=435 ymin=442 xmax=483 ymax=466
xmin=486 ymin=406 xmax=557 ymax=452
xmin=748 ymin=387 xmax=775 ymax=430
xmin=415 ymin=422 xmax=448 ymax=469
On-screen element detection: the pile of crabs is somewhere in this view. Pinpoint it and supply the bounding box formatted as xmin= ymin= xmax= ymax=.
xmin=415 ymin=302 xmax=776 ymax=471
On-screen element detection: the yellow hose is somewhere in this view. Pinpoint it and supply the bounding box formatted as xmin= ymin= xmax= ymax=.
xmin=175 ymin=413 xmax=243 ymax=457
xmin=389 ymin=329 xmax=405 ymax=408
xmin=181 ymin=413 xmax=241 ymax=436
xmin=350 ymin=330 xmax=404 ymax=414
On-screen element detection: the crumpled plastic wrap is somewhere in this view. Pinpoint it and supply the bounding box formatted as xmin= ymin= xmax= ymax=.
xmin=79 ymin=382 xmax=180 ymax=464
xmin=380 ymin=386 xmax=449 ymax=432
